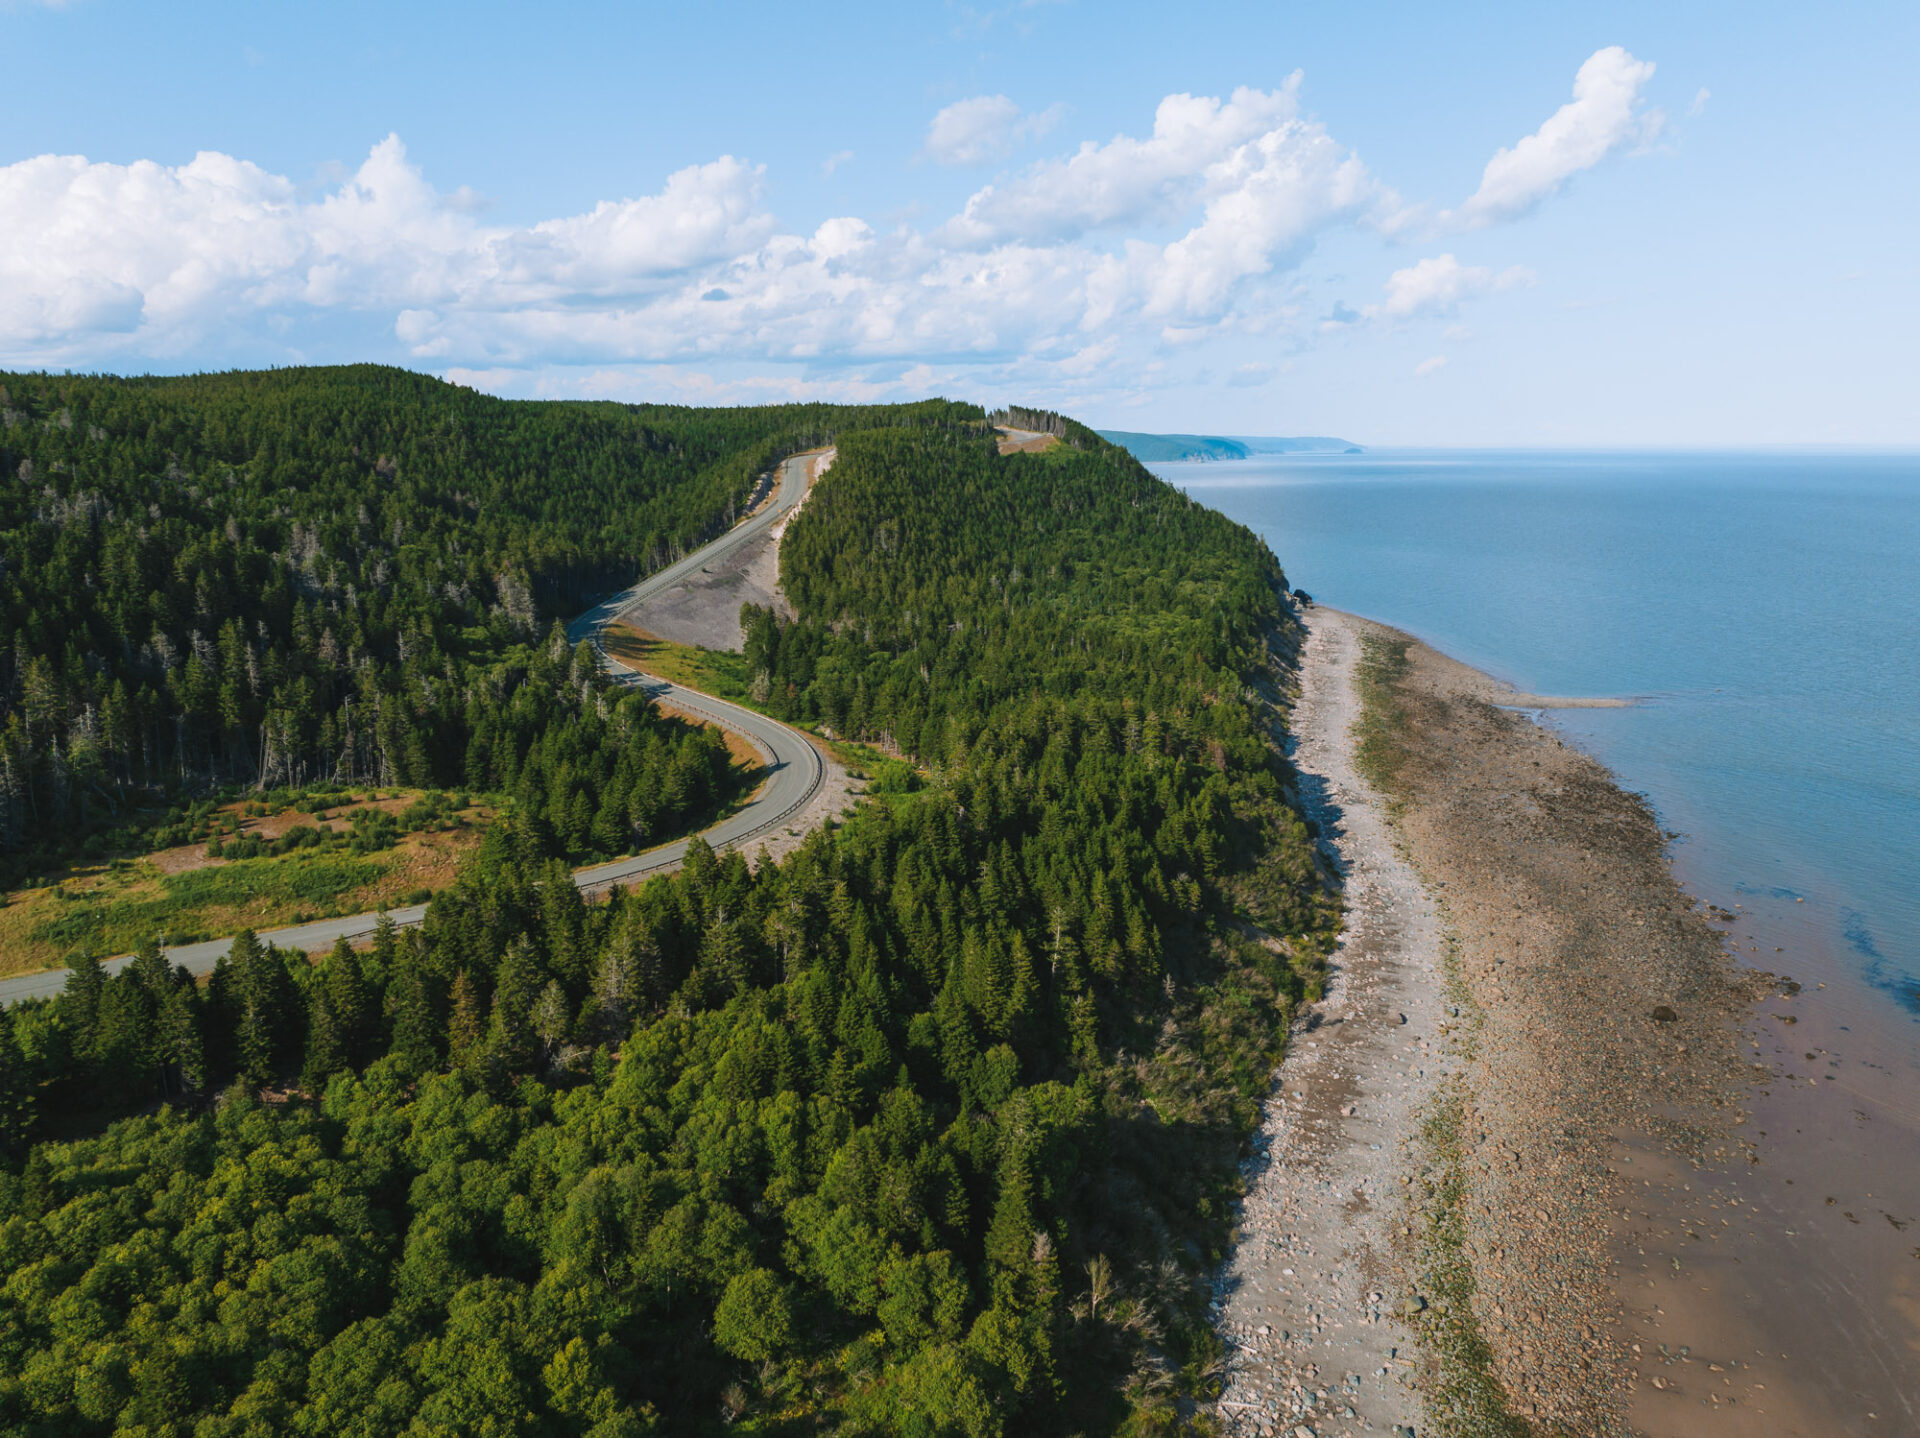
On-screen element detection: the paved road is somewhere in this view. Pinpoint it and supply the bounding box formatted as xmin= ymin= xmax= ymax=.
xmin=0 ymin=453 xmax=828 ymax=1007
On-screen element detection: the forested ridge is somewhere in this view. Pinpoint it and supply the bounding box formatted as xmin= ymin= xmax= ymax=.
xmin=0 ymin=365 xmax=967 ymax=874
xmin=0 ymin=401 xmax=1336 ymax=1436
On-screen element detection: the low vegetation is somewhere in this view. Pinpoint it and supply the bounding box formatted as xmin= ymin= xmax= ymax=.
xmin=1351 ymin=633 xmax=1415 ymax=797
xmin=0 ymin=788 xmax=484 ymax=974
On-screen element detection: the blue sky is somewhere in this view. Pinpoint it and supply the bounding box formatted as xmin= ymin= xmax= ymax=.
xmin=2 ymin=0 xmax=1914 ymax=444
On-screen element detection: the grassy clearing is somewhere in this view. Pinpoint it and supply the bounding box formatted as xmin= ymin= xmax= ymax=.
xmin=0 ymin=790 xmax=489 ymax=973
xmin=605 ymin=620 xmax=920 ymax=798
xmin=604 ymin=623 xmax=752 ymax=700
xmin=995 ymin=430 xmax=1062 ymax=455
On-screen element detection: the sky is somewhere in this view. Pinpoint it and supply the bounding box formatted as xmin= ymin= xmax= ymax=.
xmin=2 ymin=0 xmax=1915 ymax=445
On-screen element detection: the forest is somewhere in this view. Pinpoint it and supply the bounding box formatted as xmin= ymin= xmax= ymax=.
xmin=0 ymin=366 xmax=965 ymax=878
xmin=0 ymin=385 xmax=1335 ymax=1436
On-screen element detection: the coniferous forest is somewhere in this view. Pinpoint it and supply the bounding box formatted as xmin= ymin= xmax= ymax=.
xmin=0 ymin=372 xmax=1336 ymax=1436
xmin=0 ymin=366 xmax=961 ymax=875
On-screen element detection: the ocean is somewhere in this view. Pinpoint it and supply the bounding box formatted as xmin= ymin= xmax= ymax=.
xmin=1159 ymin=449 xmax=1920 ymax=1045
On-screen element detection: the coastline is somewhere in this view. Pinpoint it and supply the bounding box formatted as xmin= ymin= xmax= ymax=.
xmin=1222 ymin=604 xmax=1916 ymax=1435
xmin=1211 ymin=608 xmax=1446 ymax=1435
xmin=1338 ymin=605 xmax=1762 ymax=1435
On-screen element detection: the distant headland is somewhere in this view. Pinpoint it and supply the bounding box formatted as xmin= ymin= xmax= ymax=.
xmin=1097 ymin=429 xmax=1364 ymax=462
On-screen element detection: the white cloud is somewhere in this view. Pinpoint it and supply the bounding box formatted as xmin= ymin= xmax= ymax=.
xmin=822 ymin=149 xmax=855 ymax=176
xmin=0 ymin=136 xmax=771 ymax=359
xmin=1146 ymin=121 xmax=1375 ymax=317
xmin=0 ymin=101 xmax=1381 ymax=369
xmin=1445 ymin=46 xmax=1659 ymax=228
xmin=922 ymin=95 xmax=1064 ymax=166
xmin=1414 ymin=354 xmax=1447 ymax=377
xmin=1366 ymin=253 xmax=1533 ymax=320
xmin=1688 ymin=87 xmax=1710 ymax=118
xmin=0 ymin=60 xmax=1646 ymax=386
xmin=944 ymin=82 xmax=1339 ymax=244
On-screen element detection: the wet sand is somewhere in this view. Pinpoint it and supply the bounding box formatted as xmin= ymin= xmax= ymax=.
xmin=1616 ymin=882 xmax=1920 ymax=1437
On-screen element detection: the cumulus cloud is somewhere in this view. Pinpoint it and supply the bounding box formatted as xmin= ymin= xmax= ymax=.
xmin=944 ymin=81 xmax=1353 ymax=245
xmin=0 ymin=135 xmax=771 ymax=358
xmin=0 ymin=95 xmax=1380 ymax=368
xmin=1445 ymin=46 xmax=1659 ymax=228
xmin=0 ymin=59 xmax=1653 ymax=383
xmin=1366 ymin=254 xmax=1533 ymax=320
xmin=923 ymin=95 xmax=1064 ymax=165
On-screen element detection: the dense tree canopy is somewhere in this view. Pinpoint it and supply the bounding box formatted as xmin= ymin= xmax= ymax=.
xmin=0 ymin=399 xmax=1335 ymax=1436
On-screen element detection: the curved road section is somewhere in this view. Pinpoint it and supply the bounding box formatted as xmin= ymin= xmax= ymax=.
xmin=0 ymin=453 xmax=828 ymax=1007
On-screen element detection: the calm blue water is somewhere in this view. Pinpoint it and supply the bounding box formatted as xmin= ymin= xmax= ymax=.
xmin=1160 ymin=450 xmax=1920 ymax=1025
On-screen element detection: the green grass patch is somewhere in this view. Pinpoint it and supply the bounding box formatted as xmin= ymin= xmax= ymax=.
xmin=1406 ymin=1074 xmax=1530 ymax=1438
xmin=29 ymin=853 xmax=388 ymax=952
xmin=605 ymin=625 xmax=753 ymax=701
xmin=1352 ymin=633 xmax=1415 ymax=796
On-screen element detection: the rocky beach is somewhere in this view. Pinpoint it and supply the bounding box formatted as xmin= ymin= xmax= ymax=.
xmin=1215 ymin=607 xmax=1783 ymax=1436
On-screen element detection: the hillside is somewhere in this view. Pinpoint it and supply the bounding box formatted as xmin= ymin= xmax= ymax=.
xmin=0 ymin=366 xmax=968 ymax=881
xmin=1096 ymin=429 xmax=1363 ymax=462
xmin=0 ymin=393 xmax=1335 ymax=1435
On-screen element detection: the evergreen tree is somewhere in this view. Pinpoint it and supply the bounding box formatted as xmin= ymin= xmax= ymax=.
xmin=446 ymin=970 xmax=484 ymax=1070
xmin=301 ymin=986 xmax=344 ymax=1091
xmin=365 ymin=913 xmax=401 ymax=994
xmin=486 ymin=936 xmax=542 ymax=1075
xmin=531 ymin=980 xmax=571 ymax=1072
xmin=158 ymin=985 xmax=206 ymax=1098
xmin=60 ymin=948 xmax=105 ymax=1069
xmin=386 ymin=959 xmax=442 ymax=1077
xmin=128 ymin=933 xmax=172 ymax=1001
xmin=0 ymin=1012 xmax=35 ymax=1155
xmin=322 ymin=937 xmax=371 ymax=1068
xmin=229 ymin=929 xmax=279 ymax=1086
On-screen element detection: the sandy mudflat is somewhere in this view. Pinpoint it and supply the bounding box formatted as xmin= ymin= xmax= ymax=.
xmin=1396 ymin=635 xmax=1633 ymax=710
xmin=1335 ymin=607 xmax=1920 ymax=1436
xmin=1355 ymin=603 xmax=1757 ymax=1435
xmin=1215 ymin=606 xmax=1778 ymax=1437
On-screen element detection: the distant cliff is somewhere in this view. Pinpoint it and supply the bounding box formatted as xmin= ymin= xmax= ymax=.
xmin=1097 ymin=430 xmax=1363 ymax=462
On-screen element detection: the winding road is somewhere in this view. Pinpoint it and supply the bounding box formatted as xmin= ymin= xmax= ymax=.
xmin=0 ymin=452 xmax=831 ymax=1007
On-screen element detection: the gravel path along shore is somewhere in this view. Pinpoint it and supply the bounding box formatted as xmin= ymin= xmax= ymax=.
xmin=1212 ymin=608 xmax=1448 ymax=1437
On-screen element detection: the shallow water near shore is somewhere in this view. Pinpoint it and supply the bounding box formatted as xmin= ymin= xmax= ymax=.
xmin=1166 ymin=448 xmax=1920 ymax=1429
xmin=1161 ymin=448 xmax=1919 ymax=1041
